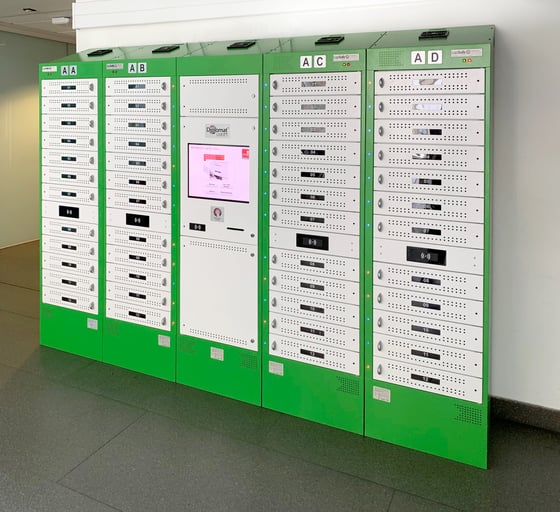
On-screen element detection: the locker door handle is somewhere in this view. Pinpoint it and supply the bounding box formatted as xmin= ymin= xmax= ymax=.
xmin=378 ymin=77 xmax=384 ymax=88
xmin=376 ymin=364 xmax=383 ymax=376
xmin=378 ymin=102 xmax=384 ymax=112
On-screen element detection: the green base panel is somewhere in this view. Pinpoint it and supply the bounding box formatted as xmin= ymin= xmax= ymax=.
xmin=365 ymin=384 xmax=488 ymax=468
xmin=177 ymin=336 xmax=261 ymax=406
xmin=40 ymin=304 xmax=102 ymax=361
xmin=103 ymin=319 xmax=175 ymax=381
xmin=263 ymin=358 xmax=363 ymax=434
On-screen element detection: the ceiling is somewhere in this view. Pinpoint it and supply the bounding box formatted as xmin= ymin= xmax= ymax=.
xmin=0 ymin=0 xmax=75 ymax=45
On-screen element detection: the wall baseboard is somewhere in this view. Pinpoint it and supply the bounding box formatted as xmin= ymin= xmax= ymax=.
xmin=491 ymin=396 xmax=560 ymax=434
xmin=0 ymin=239 xmax=39 ymax=251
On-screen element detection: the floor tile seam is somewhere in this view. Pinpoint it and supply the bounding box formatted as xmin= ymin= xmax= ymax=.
xmin=0 ymin=280 xmax=40 ymax=292
xmin=57 ymin=409 xmax=149 ymax=484
xmin=56 ymin=481 xmax=124 ymax=512
xmin=0 ymin=307 xmax=40 ymax=320
xmin=392 ymin=490 xmax=465 ymax=512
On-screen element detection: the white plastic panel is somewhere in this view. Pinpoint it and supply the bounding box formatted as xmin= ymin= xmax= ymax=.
xmin=375 ymin=143 xmax=484 ymax=172
xmin=106 ymin=263 xmax=170 ymax=291
xmin=180 ymin=236 xmax=258 ymax=351
xmin=42 ymin=235 xmax=97 ymax=260
xmin=106 ymin=225 xmax=170 ymax=253
xmin=375 ymin=307 xmax=483 ymax=353
xmin=42 ymin=133 xmax=97 ymax=151
xmin=42 ymin=202 xmax=98 ymax=224
xmin=270 ymin=141 xmax=360 ymax=166
xmin=106 ymin=97 xmax=169 ymax=116
xmin=106 ymin=299 xmax=170 ymax=331
xmin=374 ymin=192 xmax=484 ymax=223
xmin=269 ymin=335 xmax=359 ymax=375
xmin=375 ymin=94 xmax=484 ymax=120
xmin=106 ymin=133 xmax=171 ymax=154
xmin=270 ymin=72 xmax=362 ymax=96
xmin=180 ymin=74 xmax=259 ymax=118
xmin=375 ymin=168 xmax=484 ymax=197
xmin=42 ymin=167 xmax=97 ymax=188
xmin=375 ymin=69 xmax=485 ymax=95
xmin=43 ymin=270 xmax=96 ymax=296
xmin=42 ymin=115 xmax=97 ymax=134
xmin=42 ymin=149 xmax=96 ymax=170
xmin=42 ymin=286 xmax=98 ymax=314
xmin=42 ymin=79 xmax=97 ymax=97
xmin=269 ymin=291 xmax=359 ymax=328
xmin=270 ymin=118 xmax=361 ymax=141
xmin=375 ymin=215 xmax=484 ymax=249
xmin=106 ymin=170 xmax=170 ymax=194
xmin=42 ymin=184 xmax=97 ymax=206
xmin=374 ymin=262 xmax=484 ymax=300
xmin=269 ymin=313 xmax=359 ymax=352
xmin=106 ymin=77 xmax=171 ymax=96
xmin=374 ymin=334 xmax=482 ymax=378
xmin=106 ymin=153 xmax=170 ymax=173
xmin=270 ymin=185 xmax=360 ymax=212
xmin=269 ymin=270 xmax=359 ymax=305
xmin=374 ymin=286 xmax=483 ymax=326
xmin=106 ymin=208 xmax=171 ymax=234
xmin=106 ymin=115 xmax=170 ymax=135
xmin=374 ymin=119 xmax=484 ymax=146
xmin=106 ymin=246 xmax=170 ymax=271
xmin=270 ymin=206 xmax=359 ymax=235
xmin=270 ymin=163 xmax=360 ymax=189
xmin=269 ymin=248 xmax=359 ymax=282
xmin=106 ymin=282 xmax=170 ymax=311
xmin=270 ymin=96 xmax=360 ymax=118
xmin=374 ymin=356 xmax=482 ymax=403
xmin=271 ymin=227 xmax=359 ymax=259
xmin=106 ymin=190 xmax=170 ymax=214
xmin=42 ymin=97 xmax=97 ymax=115
xmin=42 ymin=218 xmax=97 ymax=242
xmin=42 ymin=252 xmax=97 ymax=278
xmin=374 ymin=239 xmax=483 ymax=275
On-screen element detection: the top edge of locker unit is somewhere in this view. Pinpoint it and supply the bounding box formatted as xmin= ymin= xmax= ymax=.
xmin=369 ymin=25 xmax=494 ymax=70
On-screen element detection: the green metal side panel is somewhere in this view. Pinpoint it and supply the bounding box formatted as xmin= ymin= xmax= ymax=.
xmin=364 ymin=26 xmax=494 ymax=468
xmin=261 ymin=36 xmax=381 ymax=434
xmin=102 ymin=57 xmax=178 ymax=381
xmin=176 ymin=48 xmax=263 ymax=405
xmin=39 ymin=60 xmax=105 ymax=361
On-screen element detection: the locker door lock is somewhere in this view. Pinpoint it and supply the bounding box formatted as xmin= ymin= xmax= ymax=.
xmin=162 ymin=258 xmax=168 ymax=267
xmin=162 ymin=239 xmax=168 ymax=248
xmin=162 ymin=181 xmax=168 ymax=189
xmin=271 ymin=255 xmax=277 ymax=264
xmin=89 ymin=248 xmax=95 ymax=256
xmin=271 ymin=211 xmax=278 ymax=221
xmin=89 ymin=266 xmax=95 ymax=274
xmin=271 ymin=319 xmax=277 ymax=328
xmin=162 ymin=161 xmax=167 ymax=170
xmin=271 ymin=168 xmax=278 ymax=178
xmin=162 ymin=122 xmax=167 ymax=130
xmin=378 ymin=126 xmax=384 ymax=137
xmin=89 ymin=139 xmax=95 ymax=146
xmin=161 ymin=317 xmax=167 ymax=326
xmin=162 ymin=298 xmax=167 ymax=306
xmin=376 ymin=364 xmax=383 ymax=376
xmin=89 ymin=102 xmax=95 ymax=110
xmin=377 ymin=222 xmax=383 ymax=232
xmin=378 ymin=77 xmax=385 ymax=88
xmin=89 ymin=175 xmax=95 ymax=183
xmin=271 ymin=298 xmax=277 ymax=307
xmin=271 ymin=341 xmax=277 ymax=350
xmin=271 ymin=190 xmax=278 ymax=199
xmin=272 ymin=147 xmax=278 ymax=156
xmin=377 ymin=341 xmax=383 ymax=351
xmin=271 ymin=276 xmax=277 ymax=285
xmin=377 ymin=317 xmax=383 ymax=328
xmin=89 ymin=193 xmax=95 ymax=201
xmin=89 ymin=157 xmax=95 ymax=165
xmin=162 ymin=200 xmax=168 ymax=209
xmin=89 ymin=229 xmax=95 ymax=237
xmin=272 ymin=125 xmax=278 ymax=134
xmin=161 ymin=102 xmax=167 ymax=111
xmin=377 ymin=293 xmax=383 ymax=304
xmin=377 ymin=198 xmax=383 ymax=208
xmin=162 ymin=278 xmax=167 ymax=286
xmin=89 ymin=302 xmax=95 ymax=310
xmin=272 ymin=80 xmax=278 ymax=90
xmin=377 ymin=269 xmax=383 ymax=280
xmin=89 ymin=83 xmax=94 ymax=92
xmin=377 ymin=174 xmax=383 ymax=185
xmin=89 ymin=284 xmax=95 ymax=292
xmin=378 ymin=102 xmax=384 ymax=113
xmin=162 ymin=141 xmax=167 ymax=150
xmin=89 ymin=120 xmax=95 ymax=128
xmin=377 ymin=151 xmax=384 ymax=161
xmin=161 ymin=82 xmax=167 ymax=91
xmin=272 ymin=103 xmax=278 ymax=112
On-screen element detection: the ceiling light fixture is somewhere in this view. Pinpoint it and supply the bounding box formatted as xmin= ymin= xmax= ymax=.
xmin=52 ymin=16 xmax=71 ymax=25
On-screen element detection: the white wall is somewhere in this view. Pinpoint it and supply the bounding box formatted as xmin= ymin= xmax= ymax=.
xmin=0 ymin=32 xmax=71 ymax=248
xmin=74 ymin=0 xmax=560 ymax=411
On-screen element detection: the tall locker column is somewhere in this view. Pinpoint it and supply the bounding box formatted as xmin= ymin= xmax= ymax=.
xmin=39 ymin=62 xmax=103 ymax=360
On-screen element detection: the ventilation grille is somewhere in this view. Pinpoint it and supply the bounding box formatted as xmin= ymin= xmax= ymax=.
xmin=379 ymin=50 xmax=403 ymax=67
xmin=189 ymin=328 xmax=249 ymax=348
xmin=240 ymin=353 xmax=258 ymax=371
xmin=337 ymin=376 xmax=360 ymax=396
xmin=179 ymin=338 xmax=197 ymax=355
xmin=454 ymin=404 xmax=483 ymax=425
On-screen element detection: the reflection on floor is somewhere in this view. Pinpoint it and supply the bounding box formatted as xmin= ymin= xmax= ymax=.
xmin=1 ymin=241 xmax=559 ymax=511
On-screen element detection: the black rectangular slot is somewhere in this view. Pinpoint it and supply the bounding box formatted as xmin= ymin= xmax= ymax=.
xmin=128 ymin=141 xmax=147 ymax=147
xmin=414 ymin=178 xmax=442 ymax=186
xmin=129 ymin=198 xmax=147 ymax=205
xmin=61 ymin=244 xmax=77 ymax=251
xmin=411 ymin=300 xmax=441 ymax=311
xmin=61 ymin=156 xmax=77 ymax=162
xmin=412 ymin=227 xmax=442 ymax=236
xmin=152 ymin=44 xmax=181 ymax=53
xmin=61 ymin=121 xmax=77 ymax=126
xmin=300 ymin=326 xmax=324 ymax=337
xmin=129 ymin=179 xmax=147 ymax=186
xmin=61 ymin=85 xmax=77 ymax=91
xmin=129 ymin=255 xmax=147 ymax=262
xmin=301 ymin=171 xmax=325 ymax=179
xmin=61 ymin=174 xmax=76 ymax=180
xmin=126 ymin=213 xmax=150 ymax=228
xmin=301 ymin=104 xmax=326 ymax=111
xmin=411 ymin=324 xmax=441 ymax=336
xmin=300 ymin=260 xmax=325 ymax=269
xmin=129 ymin=273 xmax=147 ymax=281
xmin=129 ymin=292 xmax=147 ymax=300
xmin=87 ymin=48 xmax=113 ymax=56
xmin=128 ymin=84 xmax=146 ymax=89
xmin=296 ymin=233 xmax=329 ymax=251
xmin=189 ymin=223 xmax=206 ymax=232
xmin=301 ymin=82 xmax=327 ymax=89
xmin=61 ymin=279 xmax=77 ymax=286
xmin=129 ymin=236 xmax=147 ymax=243
xmin=300 ymin=215 xmax=325 ymax=223
xmin=411 ymin=373 xmax=441 ymax=385
xmin=128 ymin=103 xmax=146 ymax=109
xmin=129 ymin=160 xmax=147 ymax=167
xmin=227 ymin=40 xmax=256 ymax=49
xmin=61 ymin=296 xmax=77 ymax=304
xmin=315 ymin=35 xmax=344 ymax=45
xmin=300 ymin=304 xmax=325 ymax=314
xmin=61 ymin=103 xmax=76 ymax=108
xmin=128 ymin=311 xmax=146 ymax=319
xmin=61 ymin=138 xmax=77 ymax=144
xmin=300 ymin=282 xmax=325 ymax=291
xmin=300 ymin=349 xmax=325 ymax=359
xmin=301 ymin=193 xmax=325 ymax=201
xmin=411 ymin=202 xmax=442 ymax=211
xmin=62 ymin=226 xmax=77 ymax=233
xmin=128 ymin=122 xmax=146 ymax=128
xmin=59 ymin=205 xmax=79 ymax=219
xmin=411 ymin=276 xmax=441 ymax=286
xmin=62 ymin=262 xmax=77 ymax=268
xmin=419 ymin=30 xmax=449 ymax=40
xmin=411 ymin=349 xmax=441 ymax=361
xmin=301 ymin=149 xmax=326 ymax=156
xmin=61 ymin=191 xmax=77 ymax=197
xmin=406 ymin=246 xmax=447 ymax=266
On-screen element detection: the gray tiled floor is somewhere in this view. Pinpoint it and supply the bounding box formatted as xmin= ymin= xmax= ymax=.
xmin=1 ymin=241 xmax=560 ymax=512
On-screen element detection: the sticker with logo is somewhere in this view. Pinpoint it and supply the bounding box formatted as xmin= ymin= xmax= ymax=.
xmin=205 ymin=124 xmax=230 ymax=138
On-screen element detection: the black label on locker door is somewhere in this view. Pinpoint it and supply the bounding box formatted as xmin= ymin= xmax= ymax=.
xmin=411 ymin=324 xmax=441 ymax=336
xmin=300 ymin=260 xmax=325 ymax=269
xmin=411 ymin=227 xmax=442 ymax=236
xmin=129 ymin=236 xmax=147 ymax=243
xmin=300 ymin=304 xmax=325 ymax=314
xmin=126 ymin=213 xmax=150 ymax=228
xmin=406 ymin=246 xmax=446 ymax=266
xmin=411 ymin=276 xmax=441 ymax=286
xmin=300 ymin=215 xmax=325 ymax=223
xmin=411 ymin=349 xmax=441 ymax=360
xmin=129 ymin=273 xmax=147 ymax=281
xmin=300 ymin=326 xmax=325 ymax=336
xmin=301 ymin=194 xmax=325 ymax=201
xmin=59 ymin=205 xmax=79 ymax=219
xmin=411 ymin=300 xmax=441 ymax=311
xmin=296 ymin=233 xmax=329 ymax=251
xmin=301 ymin=171 xmax=325 ymax=179
xmin=411 ymin=373 xmax=440 ymax=385
xmin=300 ymin=349 xmax=325 ymax=359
